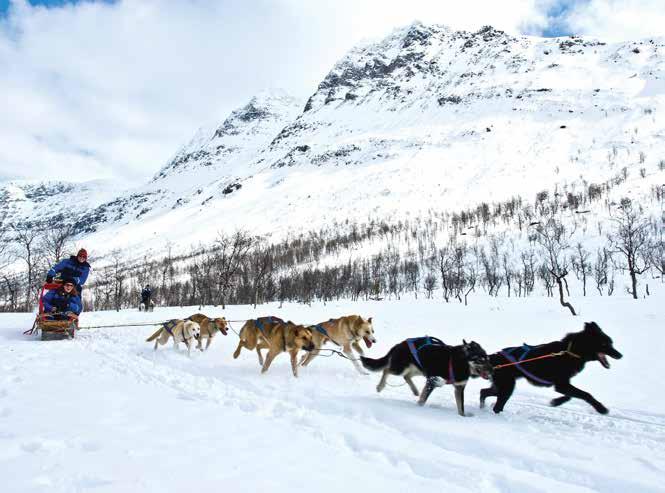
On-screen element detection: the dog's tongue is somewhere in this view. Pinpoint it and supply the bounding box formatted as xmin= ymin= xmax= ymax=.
xmin=598 ymin=353 xmax=610 ymax=369
xmin=481 ymin=371 xmax=490 ymax=380
xmin=364 ymin=336 xmax=373 ymax=348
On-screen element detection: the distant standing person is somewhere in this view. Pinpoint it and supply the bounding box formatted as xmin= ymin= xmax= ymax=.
xmin=141 ymin=284 xmax=152 ymax=310
xmin=46 ymin=248 xmax=91 ymax=295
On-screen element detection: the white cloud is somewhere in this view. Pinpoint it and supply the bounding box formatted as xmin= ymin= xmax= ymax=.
xmin=0 ymin=0 xmax=662 ymax=184
xmin=564 ymin=0 xmax=665 ymax=41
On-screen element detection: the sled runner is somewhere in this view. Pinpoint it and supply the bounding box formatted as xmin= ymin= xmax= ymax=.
xmin=25 ymin=283 xmax=79 ymax=340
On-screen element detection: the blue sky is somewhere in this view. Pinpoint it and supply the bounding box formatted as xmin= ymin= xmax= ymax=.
xmin=0 ymin=0 xmax=114 ymax=15
xmin=541 ymin=0 xmax=591 ymax=37
xmin=1 ymin=0 xmax=70 ymax=14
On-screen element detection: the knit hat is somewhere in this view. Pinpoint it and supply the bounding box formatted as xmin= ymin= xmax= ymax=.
xmin=77 ymin=248 xmax=88 ymax=260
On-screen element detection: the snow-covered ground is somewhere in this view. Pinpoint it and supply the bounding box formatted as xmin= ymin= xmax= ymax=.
xmin=1 ymin=294 xmax=664 ymax=492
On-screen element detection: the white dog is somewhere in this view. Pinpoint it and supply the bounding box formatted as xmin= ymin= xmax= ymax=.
xmin=145 ymin=319 xmax=201 ymax=357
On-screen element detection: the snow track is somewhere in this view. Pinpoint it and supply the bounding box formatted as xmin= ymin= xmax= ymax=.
xmin=1 ymin=297 xmax=664 ymax=492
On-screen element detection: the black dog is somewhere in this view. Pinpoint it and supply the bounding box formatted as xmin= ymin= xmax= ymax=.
xmin=361 ymin=337 xmax=492 ymax=416
xmin=480 ymin=322 xmax=622 ymax=414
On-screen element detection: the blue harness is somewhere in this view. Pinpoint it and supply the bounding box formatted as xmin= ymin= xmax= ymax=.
xmin=406 ymin=336 xmax=455 ymax=383
xmin=407 ymin=336 xmax=443 ymax=369
xmin=500 ymin=344 xmax=553 ymax=385
xmin=255 ymin=316 xmax=283 ymax=335
xmin=312 ymin=319 xmax=342 ymax=346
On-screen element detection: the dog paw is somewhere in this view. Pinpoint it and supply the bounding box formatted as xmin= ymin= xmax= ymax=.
xmin=550 ymin=397 xmax=566 ymax=407
xmin=595 ymin=404 xmax=609 ymax=415
xmin=430 ymin=377 xmax=445 ymax=388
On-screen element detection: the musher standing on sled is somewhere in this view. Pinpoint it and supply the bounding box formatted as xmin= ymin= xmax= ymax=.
xmin=42 ymin=278 xmax=82 ymax=320
xmin=46 ymin=248 xmax=91 ymax=296
xmin=141 ymin=284 xmax=152 ymax=308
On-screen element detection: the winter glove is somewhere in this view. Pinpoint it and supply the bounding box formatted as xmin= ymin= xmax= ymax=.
xmin=50 ymin=307 xmax=57 ymax=313
xmin=46 ymin=276 xmax=53 ymax=283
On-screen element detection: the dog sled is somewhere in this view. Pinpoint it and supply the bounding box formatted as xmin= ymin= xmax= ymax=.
xmin=139 ymin=299 xmax=155 ymax=312
xmin=24 ymin=283 xmax=79 ymax=341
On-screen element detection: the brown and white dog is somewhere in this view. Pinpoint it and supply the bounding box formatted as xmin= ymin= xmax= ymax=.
xmin=232 ymin=316 xmax=285 ymax=364
xmin=233 ymin=317 xmax=315 ymax=377
xmin=186 ymin=313 xmax=228 ymax=351
xmin=145 ymin=319 xmax=201 ymax=357
xmin=300 ymin=315 xmax=376 ymax=374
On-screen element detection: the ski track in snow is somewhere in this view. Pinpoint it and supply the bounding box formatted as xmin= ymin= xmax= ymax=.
xmin=1 ymin=297 xmax=664 ymax=492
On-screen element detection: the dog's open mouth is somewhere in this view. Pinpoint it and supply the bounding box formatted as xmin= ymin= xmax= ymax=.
xmin=364 ymin=336 xmax=373 ymax=348
xmin=221 ymin=328 xmax=228 ymax=336
xmin=598 ymin=353 xmax=610 ymax=369
xmin=480 ymin=370 xmax=491 ymax=380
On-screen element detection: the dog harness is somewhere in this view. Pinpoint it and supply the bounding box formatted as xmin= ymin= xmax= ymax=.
xmin=313 ymin=320 xmax=332 ymax=338
xmin=255 ymin=316 xmax=284 ymax=335
xmin=499 ymin=344 xmax=553 ymax=385
xmin=313 ymin=319 xmax=341 ymax=346
xmin=163 ymin=319 xmax=196 ymax=343
xmin=406 ymin=337 xmax=456 ymax=384
xmin=163 ymin=319 xmax=178 ymax=336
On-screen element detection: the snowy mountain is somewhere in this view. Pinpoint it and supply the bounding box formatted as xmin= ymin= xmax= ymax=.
xmin=152 ymin=89 xmax=302 ymax=184
xmin=2 ymin=22 xmax=664 ymax=259
xmin=0 ymin=180 xmax=122 ymax=229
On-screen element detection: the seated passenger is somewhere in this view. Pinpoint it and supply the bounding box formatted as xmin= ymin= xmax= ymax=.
xmin=43 ymin=279 xmax=82 ymax=320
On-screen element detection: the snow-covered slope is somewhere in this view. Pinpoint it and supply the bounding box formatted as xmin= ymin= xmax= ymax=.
xmin=1 ymin=295 xmax=664 ymax=492
xmin=2 ymin=23 xmax=665 ymax=259
xmin=152 ymin=89 xmax=302 ymax=187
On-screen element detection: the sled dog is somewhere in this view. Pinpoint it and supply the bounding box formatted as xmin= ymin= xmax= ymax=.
xmin=146 ymin=319 xmax=201 ymax=357
xmin=234 ymin=318 xmax=314 ymax=377
xmin=480 ymin=322 xmax=622 ymax=414
xmin=361 ymin=337 xmax=491 ymax=416
xmin=187 ymin=313 xmax=228 ymax=351
xmin=139 ymin=300 xmax=155 ymax=312
xmin=299 ymin=315 xmax=376 ymax=374
xmin=232 ymin=316 xmax=285 ymax=364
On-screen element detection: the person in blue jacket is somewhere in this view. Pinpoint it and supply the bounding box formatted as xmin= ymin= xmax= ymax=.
xmin=43 ymin=279 xmax=82 ymax=319
xmin=141 ymin=284 xmax=152 ymax=307
xmin=46 ymin=248 xmax=90 ymax=294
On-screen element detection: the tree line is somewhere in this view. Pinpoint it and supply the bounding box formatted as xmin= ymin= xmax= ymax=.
xmin=1 ymin=183 xmax=663 ymax=315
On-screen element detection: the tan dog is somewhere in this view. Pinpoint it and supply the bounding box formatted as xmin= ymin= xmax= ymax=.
xmin=187 ymin=313 xmax=228 ymax=351
xmin=257 ymin=321 xmax=315 ymax=377
xmin=232 ymin=316 xmax=285 ymax=364
xmin=300 ymin=315 xmax=376 ymax=374
xmin=145 ymin=319 xmax=201 ymax=357
xmin=233 ymin=317 xmax=314 ymax=377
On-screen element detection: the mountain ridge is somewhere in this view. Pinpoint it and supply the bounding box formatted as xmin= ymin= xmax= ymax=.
xmin=1 ymin=22 xmax=663 ymax=261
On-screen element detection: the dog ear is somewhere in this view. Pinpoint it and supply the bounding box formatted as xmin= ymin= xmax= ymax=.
xmin=584 ymin=322 xmax=598 ymax=333
xmin=368 ymin=317 xmax=373 ymax=324
xmin=463 ymin=339 xmax=468 ymax=345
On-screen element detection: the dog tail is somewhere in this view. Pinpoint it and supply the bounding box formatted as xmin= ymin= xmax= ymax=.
xmin=360 ymin=352 xmax=391 ymax=372
xmin=145 ymin=327 xmax=163 ymax=342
